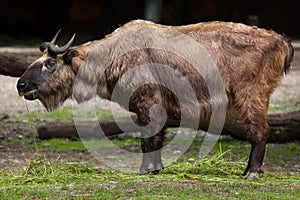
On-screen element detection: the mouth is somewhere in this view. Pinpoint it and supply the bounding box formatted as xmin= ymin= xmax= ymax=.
xmin=19 ymin=89 xmax=39 ymax=100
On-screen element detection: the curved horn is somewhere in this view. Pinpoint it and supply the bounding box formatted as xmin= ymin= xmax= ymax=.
xmin=39 ymin=29 xmax=62 ymax=52
xmin=48 ymin=34 xmax=76 ymax=55
xmin=39 ymin=42 xmax=49 ymax=52
xmin=50 ymin=29 xmax=61 ymax=44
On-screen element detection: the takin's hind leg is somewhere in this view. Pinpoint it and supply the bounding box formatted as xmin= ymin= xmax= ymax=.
xmin=242 ymin=122 xmax=269 ymax=180
xmin=234 ymin=90 xmax=270 ymax=180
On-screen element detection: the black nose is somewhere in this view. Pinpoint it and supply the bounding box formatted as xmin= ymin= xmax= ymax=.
xmin=17 ymin=81 xmax=27 ymax=92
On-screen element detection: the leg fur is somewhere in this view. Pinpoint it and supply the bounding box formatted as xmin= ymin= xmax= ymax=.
xmin=234 ymin=88 xmax=270 ymax=180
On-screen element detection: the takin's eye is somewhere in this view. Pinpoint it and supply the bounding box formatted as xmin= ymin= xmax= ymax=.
xmin=43 ymin=58 xmax=57 ymax=71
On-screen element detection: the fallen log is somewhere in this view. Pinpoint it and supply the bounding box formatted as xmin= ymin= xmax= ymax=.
xmin=37 ymin=116 xmax=179 ymax=139
xmin=223 ymin=111 xmax=300 ymax=142
xmin=37 ymin=110 xmax=300 ymax=142
xmin=0 ymin=52 xmax=39 ymax=77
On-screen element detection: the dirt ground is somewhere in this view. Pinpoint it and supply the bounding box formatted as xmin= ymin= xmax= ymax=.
xmin=0 ymin=45 xmax=299 ymax=173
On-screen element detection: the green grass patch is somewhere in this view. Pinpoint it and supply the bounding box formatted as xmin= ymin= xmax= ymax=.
xmin=36 ymin=138 xmax=87 ymax=152
xmin=22 ymin=136 xmax=140 ymax=153
xmin=269 ymin=98 xmax=300 ymax=113
xmin=13 ymin=105 xmax=74 ymax=123
xmin=0 ymin=151 xmax=299 ymax=199
xmin=2 ymin=105 xmax=300 ymax=199
xmin=13 ymin=105 xmax=113 ymax=124
xmin=20 ymin=135 xmax=299 ymax=172
xmin=34 ymin=137 xmax=138 ymax=153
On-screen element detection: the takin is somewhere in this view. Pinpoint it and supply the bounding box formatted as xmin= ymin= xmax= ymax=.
xmin=17 ymin=20 xmax=293 ymax=180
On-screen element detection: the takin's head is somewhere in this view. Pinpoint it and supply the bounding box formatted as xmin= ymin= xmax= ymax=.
xmin=16 ymin=30 xmax=84 ymax=111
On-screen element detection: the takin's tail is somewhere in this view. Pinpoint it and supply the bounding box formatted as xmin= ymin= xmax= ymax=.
xmin=283 ymin=36 xmax=294 ymax=74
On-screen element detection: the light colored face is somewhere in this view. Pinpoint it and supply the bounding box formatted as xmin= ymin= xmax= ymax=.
xmin=16 ymin=30 xmax=77 ymax=111
xmin=16 ymin=51 xmax=73 ymax=110
xmin=17 ymin=52 xmax=56 ymax=99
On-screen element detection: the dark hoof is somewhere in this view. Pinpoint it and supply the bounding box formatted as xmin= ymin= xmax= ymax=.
xmin=242 ymin=172 xmax=259 ymax=180
xmin=150 ymin=170 xmax=160 ymax=174
xmin=139 ymin=163 xmax=164 ymax=175
xmin=138 ymin=169 xmax=161 ymax=176
xmin=138 ymin=170 xmax=149 ymax=176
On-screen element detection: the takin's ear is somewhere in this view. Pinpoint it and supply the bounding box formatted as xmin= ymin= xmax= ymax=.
xmin=63 ymin=49 xmax=81 ymax=73
xmin=63 ymin=49 xmax=79 ymax=64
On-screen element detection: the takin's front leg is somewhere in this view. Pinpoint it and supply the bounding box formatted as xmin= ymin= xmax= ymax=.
xmin=136 ymin=100 xmax=166 ymax=175
xmin=139 ymin=130 xmax=165 ymax=174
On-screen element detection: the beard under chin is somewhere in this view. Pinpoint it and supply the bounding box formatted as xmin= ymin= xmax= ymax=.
xmin=39 ymin=93 xmax=69 ymax=112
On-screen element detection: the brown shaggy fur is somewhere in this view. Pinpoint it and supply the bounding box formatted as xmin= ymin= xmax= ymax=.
xmin=17 ymin=20 xmax=294 ymax=180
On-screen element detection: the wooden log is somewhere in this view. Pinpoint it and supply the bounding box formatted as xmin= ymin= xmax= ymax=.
xmin=222 ymin=111 xmax=300 ymax=142
xmin=37 ymin=110 xmax=300 ymax=142
xmin=37 ymin=116 xmax=180 ymax=139
xmin=37 ymin=119 xmax=125 ymax=139
xmin=265 ymin=111 xmax=300 ymax=142
xmin=0 ymin=52 xmax=39 ymax=77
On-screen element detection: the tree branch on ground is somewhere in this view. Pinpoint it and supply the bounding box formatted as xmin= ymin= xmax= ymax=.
xmin=0 ymin=53 xmax=38 ymax=77
xmin=37 ymin=110 xmax=300 ymax=142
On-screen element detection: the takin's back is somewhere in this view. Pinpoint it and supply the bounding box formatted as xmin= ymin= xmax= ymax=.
xmin=109 ymin=20 xmax=293 ymax=93
xmin=104 ymin=20 xmax=293 ymax=106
